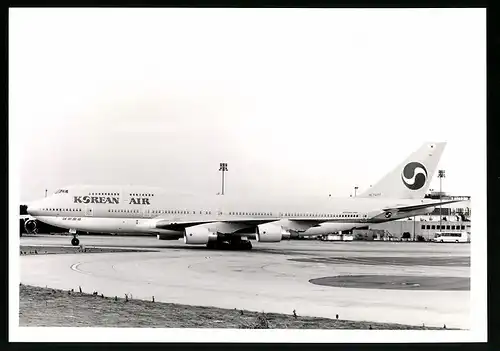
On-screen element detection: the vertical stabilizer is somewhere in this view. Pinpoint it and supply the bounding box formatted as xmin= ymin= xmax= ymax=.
xmin=359 ymin=142 xmax=446 ymax=199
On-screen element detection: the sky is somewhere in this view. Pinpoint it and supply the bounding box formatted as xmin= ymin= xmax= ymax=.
xmin=10 ymin=8 xmax=486 ymax=203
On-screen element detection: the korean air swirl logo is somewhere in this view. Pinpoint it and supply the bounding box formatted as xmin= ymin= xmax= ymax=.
xmin=401 ymin=162 xmax=428 ymax=190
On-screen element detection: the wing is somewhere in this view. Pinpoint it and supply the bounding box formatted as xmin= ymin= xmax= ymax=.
xmin=153 ymin=217 xmax=280 ymax=231
xmin=148 ymin=216 xmax=326 ymax=233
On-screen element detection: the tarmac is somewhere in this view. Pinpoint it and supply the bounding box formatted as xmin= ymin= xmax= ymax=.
xmin=19 ymin=234 xmax=471 ymax=329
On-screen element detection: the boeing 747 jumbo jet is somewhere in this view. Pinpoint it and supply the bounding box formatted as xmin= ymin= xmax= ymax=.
xmin=26 ymin=142 xmax=462 ymax=250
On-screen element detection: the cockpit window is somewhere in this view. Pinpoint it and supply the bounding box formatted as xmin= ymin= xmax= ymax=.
xmin=54 ymin=189 xmax=69 ymax=194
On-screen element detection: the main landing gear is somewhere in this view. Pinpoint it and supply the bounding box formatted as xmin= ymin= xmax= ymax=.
xmin=206 ymin=239 xmax=253 ymax=250
xmin=69 ymin=229 xmax=79 ymax=246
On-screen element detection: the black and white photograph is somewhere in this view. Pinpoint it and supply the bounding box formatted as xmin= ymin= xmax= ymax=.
xmin=9 ymin=7 xmax=486 ymax=343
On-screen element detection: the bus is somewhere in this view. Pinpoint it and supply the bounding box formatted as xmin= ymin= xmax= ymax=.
xmin=432 ymin=231 xmax=470 ymax=243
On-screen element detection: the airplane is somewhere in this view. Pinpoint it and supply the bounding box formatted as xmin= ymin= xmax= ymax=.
xmin=26 ymin=142 xmax=463 ymax=250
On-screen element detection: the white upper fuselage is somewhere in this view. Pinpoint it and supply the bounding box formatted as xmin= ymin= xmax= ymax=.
xmin=27 ymin=185 xmax=437 ymax=237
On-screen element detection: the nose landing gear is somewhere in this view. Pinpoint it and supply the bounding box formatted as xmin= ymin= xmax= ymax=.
xmin=71 ymin=236 xmax=80 ymax=246
xmin=69 ymin=229 xmax=79 ymax=246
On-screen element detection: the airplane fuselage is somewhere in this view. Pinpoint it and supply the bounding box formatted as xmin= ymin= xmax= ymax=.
xmin=27 ymin=185 xmax=435 ymax=238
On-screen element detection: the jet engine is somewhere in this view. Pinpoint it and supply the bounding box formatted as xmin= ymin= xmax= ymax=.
xmin=184 ymin=226 xmax=218 ymax=245
xmin=256 ymin=223 xmax=285 ymax=242
xmin=24 ymin=219 xmax=37 ymax=234
xmin=302 ymin=222 xmax=359 ymax=236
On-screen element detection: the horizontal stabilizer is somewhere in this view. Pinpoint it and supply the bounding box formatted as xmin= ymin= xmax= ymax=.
xmin=383 ymin=199 xmax=464 ymax=213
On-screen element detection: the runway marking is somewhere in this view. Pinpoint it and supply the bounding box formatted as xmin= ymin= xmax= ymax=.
xmin=70 ymin=262 xmax=92 ymax=275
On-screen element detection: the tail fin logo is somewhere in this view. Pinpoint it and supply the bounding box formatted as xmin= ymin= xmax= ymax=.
xmin=401 ymin=162 xmax=428 ymax=190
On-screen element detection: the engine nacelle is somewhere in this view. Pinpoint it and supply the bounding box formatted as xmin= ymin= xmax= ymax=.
xmin=256 ymin=223 xmax=285 ymax=243
xmin=184 ymin=226 xmax=218 ymax=245
xmin=24 ymin=219 xmax=37 ymax=234
xmin=302 ymin=222 xmax=358 ymax=236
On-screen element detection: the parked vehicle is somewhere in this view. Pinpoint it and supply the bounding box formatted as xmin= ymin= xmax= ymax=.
xmin=432 ymin=231 xmax=470 ymax=243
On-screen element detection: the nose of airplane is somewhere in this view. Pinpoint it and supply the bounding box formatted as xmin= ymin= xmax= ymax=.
xmin=27 ymin=202 xmax=39 ymax=215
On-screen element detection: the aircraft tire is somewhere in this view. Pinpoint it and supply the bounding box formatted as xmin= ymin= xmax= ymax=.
xmin=71 ymin=238 xmax=80 ymax=246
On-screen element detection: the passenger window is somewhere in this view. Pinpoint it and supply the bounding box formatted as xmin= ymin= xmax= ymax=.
xmin=426 ymin=225 xmax=430 ymax=229
xmin=421 ymin=225 xmax=425 ymax=229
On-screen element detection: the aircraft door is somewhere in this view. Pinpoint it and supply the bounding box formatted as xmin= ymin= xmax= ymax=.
xmin=85 ymin=207 xmax=93 ymax=217
xmin=144 ymin=208 xmax=151 ymax=218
